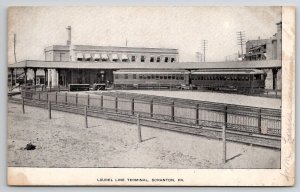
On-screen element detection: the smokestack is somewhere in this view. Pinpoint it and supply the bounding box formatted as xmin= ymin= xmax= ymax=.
xmin=66 ymin=26 xmax=71 ymax=45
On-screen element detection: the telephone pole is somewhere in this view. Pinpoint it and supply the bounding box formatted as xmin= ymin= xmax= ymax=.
xmin=237 ymin=31 xmax=246 ymax=60
xmin=201 ymin=40 xmax=208 ymax=62
xmin=13 ymin=33 xmax=17 ymax=63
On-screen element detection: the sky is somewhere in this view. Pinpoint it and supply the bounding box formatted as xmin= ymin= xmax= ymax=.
xmin=7 ymin=6 xmax=282 ymax=64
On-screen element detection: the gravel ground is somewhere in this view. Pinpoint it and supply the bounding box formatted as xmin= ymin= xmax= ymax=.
xmin=112 ymin=90 xmax=281 ymax=109
xmin=7 ymin=102 xmax=280 ymax=168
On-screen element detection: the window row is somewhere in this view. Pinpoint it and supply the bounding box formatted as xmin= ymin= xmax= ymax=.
xmin=115 ymin=74 xmax=185 ymax=80
xmin=76 ymin=53 xmax=176 ymax=63
xmin=191 ymin=75 xmax=251 ymax=81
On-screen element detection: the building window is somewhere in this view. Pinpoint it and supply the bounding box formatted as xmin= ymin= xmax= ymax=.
xmin=164 ymin=57 xmax=169 ymax=62
xmin=171 ymin=58 xmax=175 ymax=62
xmin=150 ymin=57 xmax=154 ymax=62
xmin=141 ymin=56 xmax=145 ymax=62
xmin=133 ymin=74 xmax=136 ymax=79
xmin=131 ymin=56 xmax=136 ymax=62
xmin=157 ymin=57 xmax=161 ymax=62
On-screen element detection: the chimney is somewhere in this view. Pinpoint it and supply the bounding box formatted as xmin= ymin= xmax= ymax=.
xmin=66 ymin=26 xmax=71 ymax=45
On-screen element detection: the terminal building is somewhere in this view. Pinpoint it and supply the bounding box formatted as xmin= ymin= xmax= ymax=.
xmin=8 ymin=24 xmax=282 ymax=91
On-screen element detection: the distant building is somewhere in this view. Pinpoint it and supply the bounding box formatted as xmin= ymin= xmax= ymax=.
xmin=245 ymin=22 xmax=282 ymax=61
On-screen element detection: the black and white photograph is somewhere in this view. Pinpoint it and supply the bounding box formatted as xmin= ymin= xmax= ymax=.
xmin=6 ymin=6 xmax=295 ymax=186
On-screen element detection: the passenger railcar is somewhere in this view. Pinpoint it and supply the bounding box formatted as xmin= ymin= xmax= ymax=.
xmin=113 ymin=69 xmax=190 ymax=89
xmin=190 ymin=69 xmax=266 ymax=91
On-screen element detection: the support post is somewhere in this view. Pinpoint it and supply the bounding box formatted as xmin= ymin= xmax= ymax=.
xmin=222 ymin=125 xmax=226 ymax=164
xmin=65 ymin=92 xmax=67 ymax=104
xmin=46 ymin=91 xmax=49 ymax=101
xmin=22 ymin=97 xmax=25 ymax=114
xmin=137 ymin=113 xmax=142 ymax=143
xmin=131 ymin=98 xmax=134 ymax=115
xmin=115 ymin=97 xmax=118 ymax=113
xmin=10 ymin=68 xmax=14 ymax=92
xmin=55 ymin=92 xmax=58 ymax=104
xmin=87 ymin=94 xmax=90 ymax=107
xmin=258 ymin=108 xmax=262 ymax=133
xmin=100 ymin=95 xmax=103 ymax=110
xmin=75 ymin=93 xmax=78 ymax=107
xmin=224 ymin=105 xmax=228 ymax=128
xmin=33 ymin=68 xmax=37 ymax=91
xmin=171 ymin=100 xmax=175 ymax=121
xmin=84 ymin=106 xmax=88 ymax=128
xmin=38 ymin=92 xmax=41 ymax=101
xmin=195 ymin=104 xmax=199 ymax=124
xmin=24 ymin=68 xmax=28 ymax=85
xmin=48 ymin=101 xmax=51 ymax=119
xmin=150 ymin=99 xmax=153 ymax=118
xmin=44 ymin=68 xmax=48 ymax=88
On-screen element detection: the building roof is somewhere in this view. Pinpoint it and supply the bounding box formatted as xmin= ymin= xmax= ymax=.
xmin=8 ymin=60 xmax=282 ymax=70
xmin=44 ymin=44 xmax=179 ymax=54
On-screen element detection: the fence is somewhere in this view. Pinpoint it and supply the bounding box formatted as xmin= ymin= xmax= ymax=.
xmin=21 ymin=90 xmax=281 ymax=137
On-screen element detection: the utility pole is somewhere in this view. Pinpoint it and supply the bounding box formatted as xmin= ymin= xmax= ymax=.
xmin=237 ymin=31 xmax=246 ymax=60
xmin=13 ymin=33 xmax=17 ymax=63
xmin=201 ymin=40 xmax=208 ymax=62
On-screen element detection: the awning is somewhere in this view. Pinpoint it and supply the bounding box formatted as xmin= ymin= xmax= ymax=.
xmin=121 ymin=54 xmax=128 ymax=60
xmin=112 ymin=54 xmax=118 ymax=60
xmin=93 ymin=54 xmax=101 ymax=59
xmin=84 ymin=53 xmax=91 ymax=59
xmin=76 ymin=53 xmax=83 ymax=59
xmin=101 ymin=54 xmax=108 ymax=60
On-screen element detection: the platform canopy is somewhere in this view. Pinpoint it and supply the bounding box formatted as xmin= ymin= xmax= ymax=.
xmin=7 ymin=60 xmax=282 ymax=70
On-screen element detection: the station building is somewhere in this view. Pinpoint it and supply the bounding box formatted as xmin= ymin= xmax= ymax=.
xmin=8 ymin=25 xmax=282 ymax=90
xmin=44 ymin=43 xmax=178 ymax=87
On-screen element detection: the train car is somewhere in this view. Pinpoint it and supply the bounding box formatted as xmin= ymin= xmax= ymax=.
xmin=113 ymin=69 xmax=190 ymax=89
xmin=190 ymin=69 xmax=266 ymax=92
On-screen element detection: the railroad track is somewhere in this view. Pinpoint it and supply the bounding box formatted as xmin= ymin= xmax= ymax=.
xmin=8 ymin=97 xmax=281 ymax=149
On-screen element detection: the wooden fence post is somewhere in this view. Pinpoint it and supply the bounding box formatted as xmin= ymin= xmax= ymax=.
xmin=65 ymin=92 xmax=67 ymax=104
xmin=38 ymin=92 xmax=41 ymax=101
xmin=137 ymin=113 xmax=142 ymax=142
xmin=131 ymin=98 xmax=134 ymax=115
xmin=258 ymin=108 xmax=262 ymax=133
xmin=195 ymin=104 xmax=199 ymax=124
xmin=87 ymin=94 xmax=90 ymax=107
xmin=84 ymin=105 xmax=88 ymax=128
xmin=150 ymin=99 xmax=153 ymax=118
xmin=46 ymin=91 xmax=48 ymax=101
xmin=100 ymin=95 xmax=103 ymax=110
xmin=48 ymin=101 xmax=51 ymax=119
xmin=222 ymin=125 xmax=226 ymax=163
xmin=224 ymin=105 xmax=228 ymax=128
xmin=76 ymin=93 xmax=78 ymax=106
xmin=22 ymin=97 xmax=25 ymax=114
xmin=115 ymin=97 xmax=118 ymax=113
xmin=171 ymin=100 xmax=175 ymax=121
